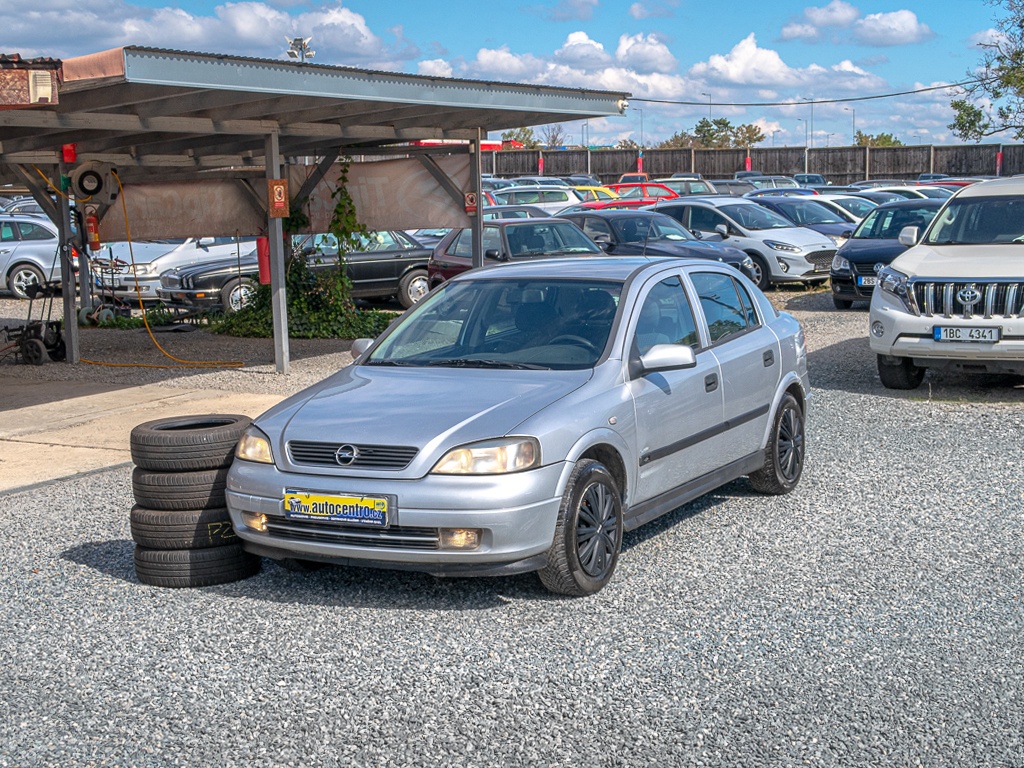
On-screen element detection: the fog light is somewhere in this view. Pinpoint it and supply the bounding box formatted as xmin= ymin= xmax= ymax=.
xmin=871 ymin=321 xmax=885 ymax=338
xmin=242 ymin=511 xmax=267 ymax=532
xmin=778 ymin=260 xmax=789 ymax=273
xmin=440 ymin=528 xmax=481 ymax=550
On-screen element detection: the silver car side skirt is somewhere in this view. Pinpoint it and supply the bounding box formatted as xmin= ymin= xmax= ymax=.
xmin=624 ymin=451 xmax=764 ymax=532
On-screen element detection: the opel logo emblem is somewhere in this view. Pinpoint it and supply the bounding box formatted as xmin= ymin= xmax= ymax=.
xmin=335 ymin=444 xmax=359 ymax=466
xmin=873 ymin=263 xmax=885 ymax=274
xmin=957 ymin=287 xmax=981 ymax=306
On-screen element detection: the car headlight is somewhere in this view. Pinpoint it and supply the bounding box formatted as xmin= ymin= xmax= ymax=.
xmin=764 ymin=240 xmax=800 ymax=253
xmin=131 ymin=263 xmax=156 ymax=276
xmin=235 ymin=426 xmax=274 ymax=464
xmin=741 ymin=256 xmax=755 ymax=270
xmin=877 ymin=266 xmax=914 ymax=311
xmin=831 ymin=254 xmax=850 ymax=272
xmin=431 ymin=437 xmax=540 ymax=475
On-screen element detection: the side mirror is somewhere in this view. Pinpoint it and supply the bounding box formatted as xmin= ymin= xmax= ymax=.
xmin=598 ymin=241 xmax=613 ymax=252
xmin=715 ymin=223 xmax=730 ymax=239
xmin=637 ymin=344 xmax=697 ymax=375
xmin=484 ymin=248 xmax=503 ymax=261
xmin=898 ymin=226 xmax=919 ymax=246
xmin=351 ymin=338 xmax=373 ymax=358
xmin=197 ymin=237 xmax=215 ymax=248
xmin=841 ymin=230 xmax=853 ymax=239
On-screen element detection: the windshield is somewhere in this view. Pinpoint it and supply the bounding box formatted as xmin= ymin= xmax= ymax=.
xmin=720 ymin=204 xmax=795 ymax=230
xmin=830 ymin=197 xmax=877 ymax=219
xmin=366 ymin=278 xmax=622 ymax=370
xmin=772 ymin=200 xmax=848 ymax=225
xmin=924 ymin=195 xmax=1024 ymax=245
xmin=854 ymin=205 xmax=940 ymax=240
xmin=505 ymin=221 xmax=602 ymax=256
xmin=611 ymin=216 xmax=696 ymax=243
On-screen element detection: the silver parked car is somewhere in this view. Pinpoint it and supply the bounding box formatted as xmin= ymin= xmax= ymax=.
xmin=228 ymin=256 xmax=810 ymax=595
xmin=1 ymin=214 xmax=67 ymax=299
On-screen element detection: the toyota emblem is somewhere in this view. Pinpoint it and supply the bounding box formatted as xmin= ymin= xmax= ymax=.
xmin=335 ymin=444 xmax=359 ymax=466
xmin=957 ymin=287 xmax=982 ymax=306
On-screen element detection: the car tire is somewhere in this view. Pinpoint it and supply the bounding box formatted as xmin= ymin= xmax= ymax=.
xmin=132 ymin=466 xmax=230 ymax=511
xmin=129 ymin=504 xmax=237 ymax=550
xmin=133 ymin=543 xmax=260 ymax=588
xmin=8 ymin=263 xmax=46 ymax=300
xmin=749 ymin=392 xmax=805 ymax=495
xmin=876 ymin=354 xmax=925 ymax=390
xmin=398 ymin=269 xmax=429 ymax=309
xmin=221 ymin=277 xmax=257 ymax=313
xmin=539 ymin=458 xmax=623 ymax=596
xmin=831 ymin=295 xmax=854 ymax=310
xmin=130 ymin=414 xmax=251 ymax=471
xmin=747 ymin=254 xmax=772 ymax=291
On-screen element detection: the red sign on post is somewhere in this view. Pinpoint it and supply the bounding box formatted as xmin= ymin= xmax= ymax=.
xmin=464 ymin=191 xmax=478 ymax=215
xmin=267 ymin=178 xmax=289 ymax=218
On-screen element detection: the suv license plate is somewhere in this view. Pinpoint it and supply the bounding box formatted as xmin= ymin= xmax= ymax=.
xmin=933 ymin=326 xmax=1000 ymax=342
xmin=283 ymin=489 xmax=389 ymax=526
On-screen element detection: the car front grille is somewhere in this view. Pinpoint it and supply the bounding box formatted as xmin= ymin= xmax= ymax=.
xmin=287 ymin=441 xmax=418 ymax=470
xmin=266 ymin=517 xmax=439 ymax=550
xmin=909 ymin=280 xmax=1024 ymax=319
xmin=806 ymin=249 xmax=836 ymax=272
xmin=851 ymin=261 xmax=879 ymax=277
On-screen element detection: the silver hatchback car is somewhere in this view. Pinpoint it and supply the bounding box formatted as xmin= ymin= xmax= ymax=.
xmin=228 ymin=257 xmax=810 ymax=595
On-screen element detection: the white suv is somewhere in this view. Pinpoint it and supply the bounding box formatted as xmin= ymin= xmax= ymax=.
xmin=869 ymin=177 xmax=1024 ymax=389
xmin=652 ymin=197 xmax=836 ymax=289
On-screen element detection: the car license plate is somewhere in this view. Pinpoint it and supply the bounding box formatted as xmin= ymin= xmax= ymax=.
xmin=856 ymin=276 xmax=877 ymax=287
xmin=933 ymin=326 xmax=1000 ymax=342
xmin=283 ymin=489 xmax=389 ymax=526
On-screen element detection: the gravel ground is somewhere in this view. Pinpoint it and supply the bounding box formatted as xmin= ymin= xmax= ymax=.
xmin=1 ymin=288 xmax=1023 ymax=767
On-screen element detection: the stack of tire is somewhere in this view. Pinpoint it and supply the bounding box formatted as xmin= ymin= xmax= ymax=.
xmin=129 ymin=414 xmax=261 ymax=588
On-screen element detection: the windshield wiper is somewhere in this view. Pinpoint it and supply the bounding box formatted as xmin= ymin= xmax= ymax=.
xmin=365 ymin=359 xmax=420 ymax=366
xmin=426 ymin=358 xmax=548 ymax=370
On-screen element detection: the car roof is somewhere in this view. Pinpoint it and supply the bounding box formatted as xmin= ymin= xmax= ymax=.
xmin=497 ymin=185 xmax=578 ymax=193
xmin=871 ymin=198 xmax=944 ymax=210
xmin=447 ymin=254 xmax=702 ymax=283
xmin=655 ymin=196 xmax=753 ymax=208
xmin=559 ymin=208 xmax=671 ymax=219
xmin=954 ymin=176 xmax=1024 ymax=198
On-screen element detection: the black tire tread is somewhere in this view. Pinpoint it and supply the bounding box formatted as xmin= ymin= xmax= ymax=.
xmin=132 ymin=466 xmax=229 ymax=511
xmin=749 ymin=393 xmax=805 ymax=495
xmin=130 ymin=414 xmax=251 ymax=471
xmin=134 ymin=543 xmax=260 ymax=588
xmin=129 ymin=504 xmax=237 ymax=549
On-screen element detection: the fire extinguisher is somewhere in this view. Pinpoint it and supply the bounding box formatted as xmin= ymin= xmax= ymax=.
xmin=84 ymin=208 xmax=101 ymax=251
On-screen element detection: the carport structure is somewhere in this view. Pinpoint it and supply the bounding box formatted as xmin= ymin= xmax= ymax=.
xmin=0 ymin=46 xmax=629 ymax=371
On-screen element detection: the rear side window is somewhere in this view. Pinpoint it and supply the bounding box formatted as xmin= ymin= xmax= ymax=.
xmin=691 ymin=272 xmax=759 ymax=344
xmin=16 ymin=222 xmax=53 ymax=241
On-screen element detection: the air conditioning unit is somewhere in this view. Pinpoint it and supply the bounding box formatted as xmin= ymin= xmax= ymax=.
xmin=70 ymin=162 xmax=118 ymax=204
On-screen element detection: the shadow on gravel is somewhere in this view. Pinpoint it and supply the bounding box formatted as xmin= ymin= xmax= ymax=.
xmin=622 ymin=479 xmax=749 ymax=552
xmin=809 ymin=335 xmax=1024 ymax=403
xmin=63 ymin=539 xmax=136 ymax=582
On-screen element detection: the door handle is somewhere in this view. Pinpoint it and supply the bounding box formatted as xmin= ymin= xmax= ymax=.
xmin=704 ymin=373 xmax=718 ymax=393
xmin=763 ymin=349 xmax=775 ymax=367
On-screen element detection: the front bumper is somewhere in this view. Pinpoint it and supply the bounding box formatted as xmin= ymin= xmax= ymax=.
xmin=830 ymin=272 xmax=874 ymax=301
xmin=869 ymin=290 xmax=1024 ymax=373
xmin=155 ymin=287 xmax=219 ymax=309
xmin=226 ymin=459 xmax=569 ymax=574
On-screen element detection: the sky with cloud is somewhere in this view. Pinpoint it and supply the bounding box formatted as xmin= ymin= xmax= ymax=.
xmin=2 ymin=0 xmax=1010 ymax=148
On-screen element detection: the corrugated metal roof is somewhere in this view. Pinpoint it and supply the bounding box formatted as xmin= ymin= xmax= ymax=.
xmin=0 ymin=46 xmax=629 ymax=182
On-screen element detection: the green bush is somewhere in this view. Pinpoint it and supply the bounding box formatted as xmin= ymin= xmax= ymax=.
xmin=210 ymin=257 xmax=396 ymax=339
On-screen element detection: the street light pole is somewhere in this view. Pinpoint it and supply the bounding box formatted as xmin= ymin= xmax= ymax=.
xmin=801 ymin=96 xmax=814 ymax=148
xmin=826 ymin=133 xmax=835 ymax=148
xmin=844 ymin=106 xmax=855 ymax=144
xmin=771 ymin=129 xmax=780 ymax=147
xmin=635 ymin=107 xmax=644 ymax=148
xmin=700 ymin=92 xmax=712 ymax=118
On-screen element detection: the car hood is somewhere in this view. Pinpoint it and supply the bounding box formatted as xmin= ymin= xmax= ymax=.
xmin=890 ymin=243 xmax=1024 ymax=278
xmin=836 ymin=238 xmax=905 ymax=264
xmin=257 ymin=365 xmax=592 ymax=474
xmin=741 ymin=225 xmax=833 ymax=249
xmin=171 ymin=253 xmax=257 ymax=279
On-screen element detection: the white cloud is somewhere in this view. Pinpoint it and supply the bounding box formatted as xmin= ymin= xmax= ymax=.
xmin=804 ymin=0 xmax=859 ymax=28
xmin=853 ymin=10 xmax=934 ymax=47
xmin=417 ymin=59 xmax=453 ymax=77
xmin=552 ymin=31 xmax=613 ymax=69
xmin=780 ymin=23 xmax=820 ymax=42
xmin=471 ymin=46 xmax=546 ymax=80
xmin=690 ymin=33 xmax=799 ymax=87
xmin=546 ymin=0 xmax=599 ymax=22
xmin=968 ymin=28 xmax=1006 ymax=47
xmin=615 ymin=33 xmax=677 ymax=74
xmin=628 ymin=0 xmax=678 ymax=20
